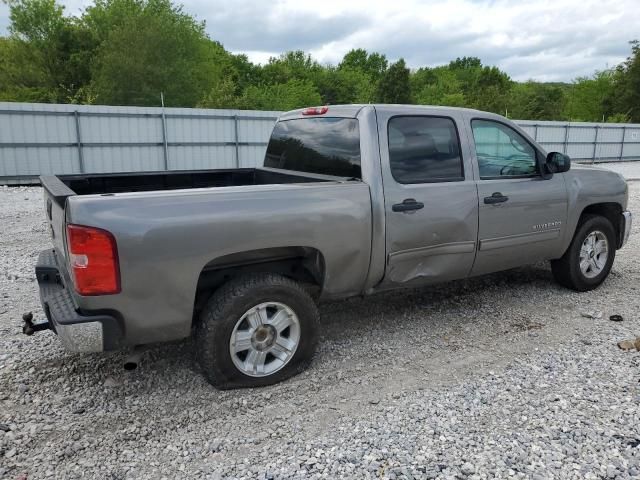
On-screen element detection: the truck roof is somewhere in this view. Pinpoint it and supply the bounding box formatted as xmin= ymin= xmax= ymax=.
xmin=278 ymin=104 xmax=486 ymax=121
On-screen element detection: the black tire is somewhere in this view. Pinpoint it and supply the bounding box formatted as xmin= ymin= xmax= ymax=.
xmin=551 ymin=214 xmax=616 ymax=291
xmin=196 ymin=273 xmax=320 ymax=389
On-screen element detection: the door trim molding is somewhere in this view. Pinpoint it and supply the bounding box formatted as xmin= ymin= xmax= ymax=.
xmin=388 ymin=240 xmax=477 ymax=262
xmin=479 ymin=228 xmax=561 ymax=251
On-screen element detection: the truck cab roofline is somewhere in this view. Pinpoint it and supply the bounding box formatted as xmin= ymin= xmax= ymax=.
xmin=278 ymin=104 xmax=486 ymax=121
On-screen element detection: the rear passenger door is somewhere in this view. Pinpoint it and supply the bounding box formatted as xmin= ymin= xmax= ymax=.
xmin=377 ymin=109 xmax=479 ymax=287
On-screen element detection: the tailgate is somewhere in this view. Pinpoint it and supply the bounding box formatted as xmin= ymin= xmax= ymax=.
xmin=40 ymin=175 xmax=76 ymax=264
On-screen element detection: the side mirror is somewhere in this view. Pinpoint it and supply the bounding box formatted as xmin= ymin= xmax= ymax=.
xmin=543 ymin=152 xmax=571 ymax=177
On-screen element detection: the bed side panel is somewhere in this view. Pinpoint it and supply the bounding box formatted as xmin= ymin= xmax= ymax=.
xmin=65 ymin=183 xmax=372 ymax=344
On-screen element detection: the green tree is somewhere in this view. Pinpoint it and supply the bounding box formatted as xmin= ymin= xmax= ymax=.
xmin=564 ymin=71 xmax=615 ymax=121
xmin=261 ymin=50 xmax=323 ymax=85
xmin=196 ymin=44 xmax=249 ymax=109
xmin=4 ymin=0 xmax=96 ymax=102
xmin=338 ymin=48 xmax=388 ymax=81
xmin=239 ymin=79 xmax=321 ymax=111
xmin=448 ymin=56 xmax=482 ymax=70
xmin=509 ymin=81 xmax=567 ymax=120
xmin=439 ymin=57 xmax=513 ymax=113
xmin=82 ymin=0 xmax=141 ymax=42
xmin=0 ymin=36 xmax=51 ymax=101
xmin=88 ymin=0 xmax=216 ymax=106
xmin=606 ymin=112 xmax=631 ymax=123
xmin=198 ymin=77 xmax=241 ymax=109
xmin=260 ymin=50 xmax=377 ymax=106
xmin=412 ymin=66 xmax=466 ymax=106
xmin=229 ymin=52 xmax=263 ymax=92
xmin=376 ymin=58 xmax=411 ymax=104
xmin=608 ymin=40 xmax=640 ymax=122
xmin=447 ymin=56 xmax=483 ymax=97
xmin=468 ymin=66 xmax=512 ymax=113
xmin=7 ymin=0 xmax=64 ymax=42
xmin=314 ymin=66 xmax=375 ymax=104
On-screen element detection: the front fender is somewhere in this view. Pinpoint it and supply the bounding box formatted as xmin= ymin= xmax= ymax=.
xmin=561 ymin=165 xmax=628 ymax=252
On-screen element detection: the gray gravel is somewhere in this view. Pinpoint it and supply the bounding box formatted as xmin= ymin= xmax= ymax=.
xmin=599 ymin=162 xmax=640 ymax=181
xmin=1 ymin=183 xmax=639 ymax=479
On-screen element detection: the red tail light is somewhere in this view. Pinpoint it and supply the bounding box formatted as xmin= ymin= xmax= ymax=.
xmin=301 ymin=106 xmax=328 ymax=116
xmin=66 ymin=224 xmax=120 ymax=295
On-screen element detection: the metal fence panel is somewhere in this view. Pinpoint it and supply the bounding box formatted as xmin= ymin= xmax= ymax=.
xmin=168 ymin=145 xmax=236 ymax=170
xmin=1 ymin=146 xmax=79 ymax=177
xmin=80 ymin=114 xmax=162 ymax=144
xmin=536 ymin=125 xmax=566 ymax=143
xmin=597 ymin=127 xmax=624 ymax=142
xmin=83 ymin=146 xmax=165 ymax=173
xmin=623 ymin=127 xmax=640 ymax=161
xmin=238 ymin=145 xmax=270 ymax=168
xmin=1 ymin=102 xmax=640 ymax=184
xmin=514 ymin=120 xmax=640 ymax=163
xmin=567 ymin=126 xmax=596 ymax=143
xmin=167 ymin=117 xmax=235 ymax=143
xmin=545 ymin=143 xmax=566 ymax=154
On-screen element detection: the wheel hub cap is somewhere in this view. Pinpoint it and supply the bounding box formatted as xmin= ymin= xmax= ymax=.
xmin=229 ymin=302 xmax=301 ymax=377
xmin=252 ymin=325 xmax=276 ymax=351
xmin=579 ymin=230 xmax=608 ymax=279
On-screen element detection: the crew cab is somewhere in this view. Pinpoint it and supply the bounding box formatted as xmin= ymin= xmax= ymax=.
xmin=29 ymin=105 xmax=632 ymax=388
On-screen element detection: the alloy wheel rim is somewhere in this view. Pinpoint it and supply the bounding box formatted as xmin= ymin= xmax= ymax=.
xmin=579 ymin=230 xmax=608 ymax=279
xmin=229 ymin=302 xmax=301 ymax=377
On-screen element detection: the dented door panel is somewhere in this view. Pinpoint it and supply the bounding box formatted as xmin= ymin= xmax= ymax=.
xmin=373 ymin=106 xmax=480 ymax=288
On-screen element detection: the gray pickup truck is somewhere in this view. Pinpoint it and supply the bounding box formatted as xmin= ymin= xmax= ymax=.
xmin=28 ymin=105 xmax=631 ymax=388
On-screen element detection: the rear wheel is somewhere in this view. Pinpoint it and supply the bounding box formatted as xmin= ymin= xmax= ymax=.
xmin=196 ymin=273 xmax=320 ymax=389
xmin=551 ymin=214 xmax=616 ymax=291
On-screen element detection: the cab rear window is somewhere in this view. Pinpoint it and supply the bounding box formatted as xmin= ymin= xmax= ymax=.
xmin=264 ymin=118 xmax=361 ymax=178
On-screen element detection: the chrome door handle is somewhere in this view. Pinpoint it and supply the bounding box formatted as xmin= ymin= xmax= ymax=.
xmin=392 ymin=198 xmax=425 ymax=212
xmin=484 ymin=192 xmax=509 ymax=204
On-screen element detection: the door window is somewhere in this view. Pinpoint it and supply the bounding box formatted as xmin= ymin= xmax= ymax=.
xmin=388 ymin=116 xmax=464 ymax=183
xmin=471 ymin=119 xmax=538 ymax=178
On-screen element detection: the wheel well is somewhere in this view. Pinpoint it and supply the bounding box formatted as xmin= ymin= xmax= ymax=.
xmin=193 ymin=247 xmax=325 ymax=318
xmin=580 ymin=203 xmax=623 ymax=246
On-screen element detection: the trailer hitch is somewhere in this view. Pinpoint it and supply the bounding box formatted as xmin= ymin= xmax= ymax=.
xmin=21 ymin=312 xmax=50 ymax=336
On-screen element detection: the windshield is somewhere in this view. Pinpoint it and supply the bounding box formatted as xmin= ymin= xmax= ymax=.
xmin=264 ymin=117 xmax=361 ymax=178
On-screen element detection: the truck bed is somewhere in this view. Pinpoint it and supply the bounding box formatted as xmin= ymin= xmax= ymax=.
xmin=41 ymin=168 xmax=328 ymax=201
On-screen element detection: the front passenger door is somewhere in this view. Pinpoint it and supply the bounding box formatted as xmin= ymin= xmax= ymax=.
xmin=469 ymin=118 xmax=569 ymax=276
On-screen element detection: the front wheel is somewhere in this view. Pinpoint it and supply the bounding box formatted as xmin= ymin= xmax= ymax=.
xmin=551 ymin=214 xmax=616 ymax=291
xmin=196 ymin=273 xmax=320 ymax=389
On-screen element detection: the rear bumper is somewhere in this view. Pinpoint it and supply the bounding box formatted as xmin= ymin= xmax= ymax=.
xmin=36 ymin=249 xmax=123 ymax=352
xmin=620 ymin=211 xmax=632 ymax=248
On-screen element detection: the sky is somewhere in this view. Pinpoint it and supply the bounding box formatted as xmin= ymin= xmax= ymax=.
xmin=0 ymin=0 xmax=638 ymax=82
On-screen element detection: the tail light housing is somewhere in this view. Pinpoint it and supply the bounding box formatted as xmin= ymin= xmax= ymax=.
xmin=66 ymin=224 xmax=120 ymax=295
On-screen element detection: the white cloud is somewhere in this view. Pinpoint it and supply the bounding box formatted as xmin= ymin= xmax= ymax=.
xmin=1 ymin=0 xmax=637 ymax=81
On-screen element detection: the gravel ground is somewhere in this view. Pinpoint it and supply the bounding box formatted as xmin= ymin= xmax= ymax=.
xmin=594 ymin=162 xmax=640 ymax=181
xmin=1 ymin=184 xmax=639 ymax=480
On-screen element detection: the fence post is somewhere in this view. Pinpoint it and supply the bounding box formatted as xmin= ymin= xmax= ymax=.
xmin=592 ymin=125 xmax=599 ymax=164
xmin=533 ymin=124 xmax=538 ymax=141
xmin=74 ymin=110 xmax=84 ymax=173
xmin=233 ymin=115 xmax=240 ymax=168
xmin=620 ymin=125 xmax=627 ymax=161
xmin=160 ymin=111 xmax=169 ymax=171
xmin=563 ymin=124 xmax=570 ymax=155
